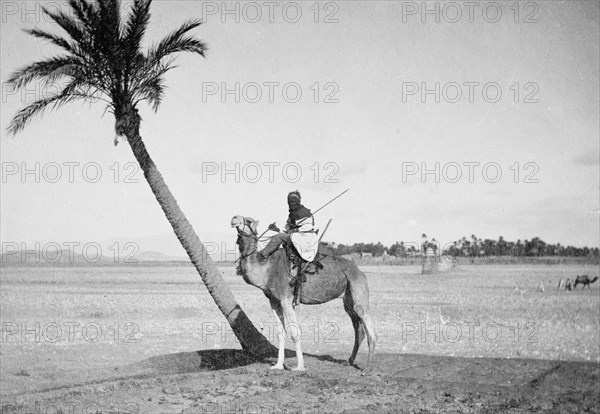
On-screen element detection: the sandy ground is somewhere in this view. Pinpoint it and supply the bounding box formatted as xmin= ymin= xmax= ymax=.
xmin=1 ymin=263 xmax=599 ymax=413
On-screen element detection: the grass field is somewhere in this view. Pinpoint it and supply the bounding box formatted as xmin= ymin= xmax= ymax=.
xmin=1 ymin=263 xmax=598 ymax=413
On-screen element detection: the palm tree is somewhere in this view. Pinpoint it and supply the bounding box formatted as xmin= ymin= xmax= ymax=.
xmin=452 ymin=240 xmax=458 ymax=259
xmin=497 ymin=236 xmax=505 ymax=256
xmin=470 ymin=234 xmax=477 ymax=263
xmin=400 ymin=241 xmax=405 ymax=262
xmin=6 ymin=0 xmax=275 ymax=357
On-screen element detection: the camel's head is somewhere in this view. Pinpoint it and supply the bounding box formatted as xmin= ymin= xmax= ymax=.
xmin=231 ymin=215 xmax=259 ymax=253
xmin=231 ymin=215 xmax=259 ymax=235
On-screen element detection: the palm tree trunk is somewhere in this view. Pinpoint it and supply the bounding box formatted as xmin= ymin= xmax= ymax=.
xmin=123 ymin=115 xmax=276 ymax=358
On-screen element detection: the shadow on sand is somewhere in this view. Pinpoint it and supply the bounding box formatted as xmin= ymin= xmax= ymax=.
xmin=137 ymin=348 xmax=350 ymax=373
xmin=5 ymin=348 xmax=599 ymax=414
xmin=3 ymin=348 xmax=351 ymax=398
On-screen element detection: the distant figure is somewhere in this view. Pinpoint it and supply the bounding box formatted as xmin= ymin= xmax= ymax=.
xmin=557 ymin=279 xmax=564 ymax=291
xmin=537 ymin=280 xmax=545 ymax=292
xmin=573 ymin=275 xmax=599 ymax=290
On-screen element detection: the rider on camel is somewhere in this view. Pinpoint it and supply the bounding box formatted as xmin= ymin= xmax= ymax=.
xmin=257 ymin=191 xmax=314 ymax=262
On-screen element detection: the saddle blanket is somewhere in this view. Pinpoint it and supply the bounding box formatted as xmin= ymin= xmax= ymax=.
xmin=290 ymin=232 xmax=319 ymax=262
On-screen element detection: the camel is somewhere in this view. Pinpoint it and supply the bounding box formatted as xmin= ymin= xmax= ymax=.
xmin=557 ymin=278 xmax=573 ymax=291
xmin=573 ymin=275 xmax=599 ymax=290
xmin=231 ymin=215 xmax=376 ymax=371
xmin=565 ymin=278 xmax=572 ymax=291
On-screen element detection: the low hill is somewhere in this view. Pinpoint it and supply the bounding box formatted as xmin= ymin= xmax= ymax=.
xmin=0 ymin=249 xmax=115 ymax=266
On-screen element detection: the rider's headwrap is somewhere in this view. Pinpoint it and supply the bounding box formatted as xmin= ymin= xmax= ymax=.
xmin=287 ymin=191 xmax=301 ymax=210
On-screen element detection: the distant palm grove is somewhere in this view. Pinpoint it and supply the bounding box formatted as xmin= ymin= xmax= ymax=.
xmin=332 ymin=235 xmax=600 ymax=261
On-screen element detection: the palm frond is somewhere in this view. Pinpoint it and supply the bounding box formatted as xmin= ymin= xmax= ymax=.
xmin=42 ymin=6 xmax=87 ymax=47
xmin=42 ymin=1 xmax=118 ymax=92
xmin=134 ymin=74 xmax=165 ymax=112
xmin=122 ymin=0 xmax=152 ymax=95
xmin=123 ymin=0 xmax=152 ymax=53
xmin=7 ymin=82 xmax=92 ymax=135
xmin=25 ymin=28 xmax=76 ymax=54
xmin=130 ymin=57 xmax=174 ymax=110
xmin=67 ymin=0 xmax=97 ymax=29
xmin=126 ymin=19 xmax=207 ymax=110
xmin=97 ymin=0 xmax=121 ymax=45
xmin=7 ymin=56 xmax=82 ymax=89
xmin=147 ymin=19 xmax=207 ymax=64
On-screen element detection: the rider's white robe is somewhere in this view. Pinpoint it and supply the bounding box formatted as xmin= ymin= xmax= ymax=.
xmin=290 ymin=220 xmax=319 ymax=262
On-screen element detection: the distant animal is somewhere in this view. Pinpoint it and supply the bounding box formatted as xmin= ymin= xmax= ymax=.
xmin=573 ymin=275 xmax=599 ymax=290
xmin=557 ymin=278 xmax=574 ymax=291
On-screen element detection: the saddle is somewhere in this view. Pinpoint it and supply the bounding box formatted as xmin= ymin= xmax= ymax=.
xmin=285 ymin=242 xmax=335 ymax=306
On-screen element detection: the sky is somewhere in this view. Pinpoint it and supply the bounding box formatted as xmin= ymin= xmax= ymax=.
xmin=1 ymin=0 xmax=599 ymax=259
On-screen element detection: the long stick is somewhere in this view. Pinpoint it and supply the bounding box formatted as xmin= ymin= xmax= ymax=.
xmin=296 ymin=189 xmax=349 ymax=226
xmin=299 ymin=219 xmax=332 ymax=274
xmin=313 ymin=189 xmax=349 ymax=216
xmin=317 ymin=218 xmax=332 ymax=243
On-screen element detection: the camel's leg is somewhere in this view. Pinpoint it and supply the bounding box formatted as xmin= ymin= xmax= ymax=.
xmin=270 ymin=301 xmax=286 ymax=370
xmin=346 ymin=271 xmax=377 ymax=369
xmin=343 ymin=293 xmax=365 ymax=366
xmin=280 ymin=299 xmax=305 ymax=371
xmin=355 ymin=303 xmax=376 ymax=369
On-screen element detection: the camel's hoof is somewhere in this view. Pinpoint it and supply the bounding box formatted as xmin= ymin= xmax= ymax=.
xmin=292 ymin=366 xmax=305 ymax=371
xmin=270 ymin=364 xmax=284 ymax=370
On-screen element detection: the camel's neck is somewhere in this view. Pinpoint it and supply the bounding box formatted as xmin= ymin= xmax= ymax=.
xmin=238 ymin=237 xmax=271 ymax=290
